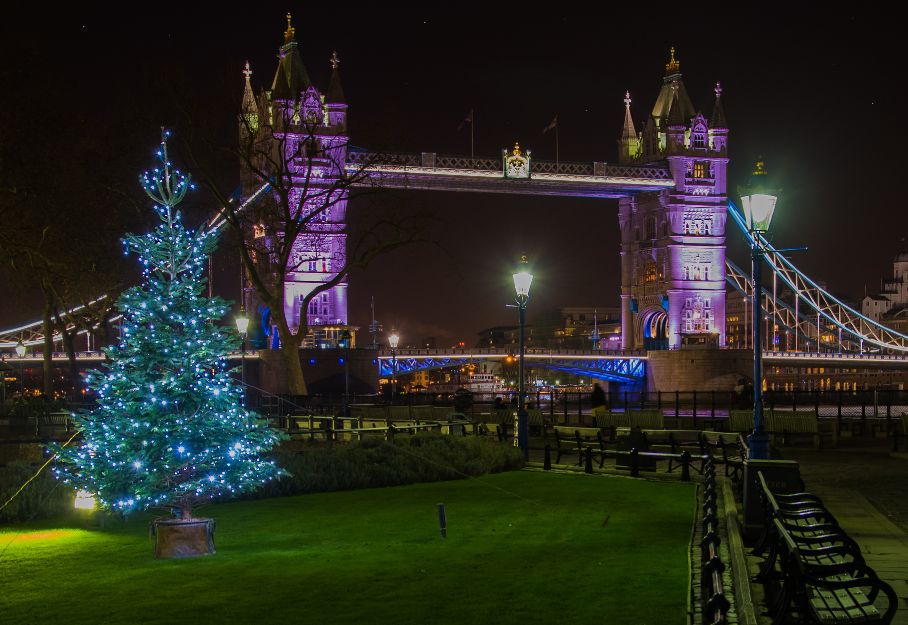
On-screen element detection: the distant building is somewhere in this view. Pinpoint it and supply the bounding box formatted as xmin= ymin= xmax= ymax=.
xmin=862 ymin=250 xmax=908 ymax=325
xmin=477 ymin=307 xmax=620 ymax=350
xmin=533 ymin=307 xmax=620 ymax=350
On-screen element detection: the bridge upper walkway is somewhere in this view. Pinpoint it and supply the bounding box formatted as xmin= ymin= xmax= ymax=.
xmin=347 ymin=151 xmax=674 ymax=198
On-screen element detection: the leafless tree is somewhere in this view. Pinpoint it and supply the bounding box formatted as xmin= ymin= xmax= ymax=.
xmin=186 ymin=105 xmax=428 ymax=395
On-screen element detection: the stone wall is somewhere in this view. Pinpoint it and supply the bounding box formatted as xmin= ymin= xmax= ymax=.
xmin=646 ymin=348 xmax=752 ymax=392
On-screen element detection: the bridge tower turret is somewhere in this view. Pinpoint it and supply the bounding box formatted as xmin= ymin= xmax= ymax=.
xmin=618 ymin=49 xmax=728 ymax=350
xmin=239 ymin=14 xmax=350 ymax=341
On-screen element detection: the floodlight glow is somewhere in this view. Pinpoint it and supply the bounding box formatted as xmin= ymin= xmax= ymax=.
xmin=74 ymin=490 xmax=97 ymax=511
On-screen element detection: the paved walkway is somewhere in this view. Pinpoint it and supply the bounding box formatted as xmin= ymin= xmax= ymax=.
xmin=752 ymin=440 xmax=908 ymax=623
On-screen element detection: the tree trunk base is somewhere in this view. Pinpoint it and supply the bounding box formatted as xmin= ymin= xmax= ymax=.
xmin=152 ymin=518 xmax=216 ymax=558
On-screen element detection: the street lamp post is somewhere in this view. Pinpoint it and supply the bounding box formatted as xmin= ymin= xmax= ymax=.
xmin=15 ymin=341 xmax=26 ymax=395
xmin=340 ymin=329 xmax=351 ymax=418
xmin=740 ymin=159 xmax=778 ymax=460
xmin=388 ymin=332 xmax=399 ymax=404
xmin=512 ymin=256 xmax=533 ymax=459
xmin=235 ymin=308 xmax=250 ymax=403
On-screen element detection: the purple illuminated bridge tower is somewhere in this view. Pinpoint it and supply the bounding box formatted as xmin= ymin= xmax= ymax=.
xmin=617 ymin=48 xmax=729 ymax=350
xmin=239 ymin=14 xmax=350 ymax=344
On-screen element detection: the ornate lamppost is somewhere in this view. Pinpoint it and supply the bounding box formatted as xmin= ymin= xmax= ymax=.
xmin=388 ymin=332 xmax=400 ymax=404
xmin=739 ymin=159 xmax=778 ymax=460
xmin=15 ymin=341 xmax=26 ymax=395
xmin=235 ymin=308 xmax=250 ymax=402
xmin=512 ymin=256 xmax=533 ymax=459
xmin=340 ymin=329 xmax=351 ymax=418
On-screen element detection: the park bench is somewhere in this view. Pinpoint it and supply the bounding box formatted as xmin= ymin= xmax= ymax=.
xmin=480 ymin=422 xmax=505 ymax=442
xmin=486 ymin=408 xmax=512 ymax=426
xmin=410 ymin=405 xmax=435 ymax=421
xmin=772 ymin=518 xmax=897 ymax=625
xmin=552 ymin=426 xmax=608 ymax=466
xmin=289 ymin=414 xmax=327 ymax=438
xmin=615 ymin=428 xmax=705 ymax=473
xmin=36 ymin=412 xmax=74 ymax=439
xmin=754 ymin=471 xmax=847 ymax=582
xmin=728 ymin=409 xmax=754 ymax=434
xmin=389 ymin=405 xmax=412 ymax=419
xmin=766 ymin=411 xmax=829 ymax=449
xmin=594 ymin=411 xmax=629 ymax=434
xmin=527 ymin=409 xmax=546 ymax=436
xmin=694 ymin=431 xmax=745 ymax=479
xmin=627 ymin=410 xmax=664 ymax=429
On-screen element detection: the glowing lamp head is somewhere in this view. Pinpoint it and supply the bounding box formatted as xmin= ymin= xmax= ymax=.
xmin=234 ymin=309 xmax=250 ymax=336
xmin=15 ymin=341 xmax=26 ymax=358
xmin=739 ymin=158 xmax=779 ymax=234
xmin=513 ymin=255 xmax=533 ymax=298
xmin=388 ymin=333 xmax=400 ymax=350
xmin=74 ymin=490 xmax=97 ymax=511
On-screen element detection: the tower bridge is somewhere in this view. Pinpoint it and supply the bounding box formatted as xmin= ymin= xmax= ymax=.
xmin=3 ymin=19 xmax=908 ymax=394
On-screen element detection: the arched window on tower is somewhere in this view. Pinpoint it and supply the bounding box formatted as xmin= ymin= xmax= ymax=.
xmin=691 ymin=120 xmax=708 ymax=149
xmin=645 ymin=216 xmax=656 ymax=240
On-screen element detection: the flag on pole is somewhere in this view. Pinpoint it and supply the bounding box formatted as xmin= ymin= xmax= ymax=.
xmin=542 ymin=115 xmax=558 ymax=134
xmin=458 ymin=109 xmax=474 ymax=132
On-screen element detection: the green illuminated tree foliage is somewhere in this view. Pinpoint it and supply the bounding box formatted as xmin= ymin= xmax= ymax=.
xmin=54 ymin=131 xmax=284 ymax=519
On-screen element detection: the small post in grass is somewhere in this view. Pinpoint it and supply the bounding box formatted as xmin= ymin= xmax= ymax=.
xmin=437 ymin=503 xmax=447 ymax=538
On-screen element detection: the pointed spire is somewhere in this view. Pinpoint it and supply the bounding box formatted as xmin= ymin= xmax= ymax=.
xmin=241 ymin=62 xmax=260 ymax=132
xmin=621 ymin=91 xmax=637 ymax=140
xmin=665 ymin=47 xmax=680 ymax=75
xmin=284 ymin=11 xmax=296 ymax=44
xmin=710 ymin=81 xmax=728 ymax=129
xmin=242 ymin=61 xmax=257 ymax=111
xmin=326 ymin=51 xmax=346 ymax=104
xmin=618 ymin=91 xmax=639 ymax=164
xmin=667 ymin=82 xmax=685 ymax=127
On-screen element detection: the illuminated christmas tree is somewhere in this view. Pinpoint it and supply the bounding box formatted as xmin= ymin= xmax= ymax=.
xmin=54 ymin=130 xmax=284 ymax=520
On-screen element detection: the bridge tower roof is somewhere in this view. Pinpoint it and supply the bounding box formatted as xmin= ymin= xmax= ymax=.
xmin=651 ymin=48 xmax=696 ymax=128
xmin=271 ymin=12 xmax=311 ymax=100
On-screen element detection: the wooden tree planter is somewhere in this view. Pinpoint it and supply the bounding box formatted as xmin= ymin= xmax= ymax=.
xmin=152 ymin=518 xmax=216 ymax=558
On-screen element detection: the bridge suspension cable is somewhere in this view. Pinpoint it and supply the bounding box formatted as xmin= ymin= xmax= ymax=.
xmin=0 ymin=182 xmax=272 ymax=351
xmin=726 ymin=199 xmax=908 ymax=353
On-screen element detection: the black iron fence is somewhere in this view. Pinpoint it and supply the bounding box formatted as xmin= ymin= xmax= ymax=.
xmin=246 ymin=388 xmax=908 ymax=421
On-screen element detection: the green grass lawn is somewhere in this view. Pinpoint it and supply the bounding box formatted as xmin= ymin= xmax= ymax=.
xmin=1 ymin=470 xmax=694 ymax=625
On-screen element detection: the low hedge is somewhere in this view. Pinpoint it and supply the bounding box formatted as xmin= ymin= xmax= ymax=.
xmin=0 ymin=434 xmax=523 ymax=524
xmin=0 ymin=461 xmax=71 ymax=524
xmin=256 ymin=434 xmax=524 ymax=498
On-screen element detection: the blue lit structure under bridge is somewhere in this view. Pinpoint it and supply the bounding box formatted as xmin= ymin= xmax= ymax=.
xmin=377 ymin=349 xmax=646 ymax=384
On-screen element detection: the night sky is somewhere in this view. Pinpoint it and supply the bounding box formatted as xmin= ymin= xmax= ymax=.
xmin=2 ymin=7 xmax=903 ymax=345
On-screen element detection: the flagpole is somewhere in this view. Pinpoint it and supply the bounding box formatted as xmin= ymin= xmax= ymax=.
xmin=555 ymin=122 xmax=559 ymax=165
xmin=471 ymin=111 xmax=475 ymax=158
